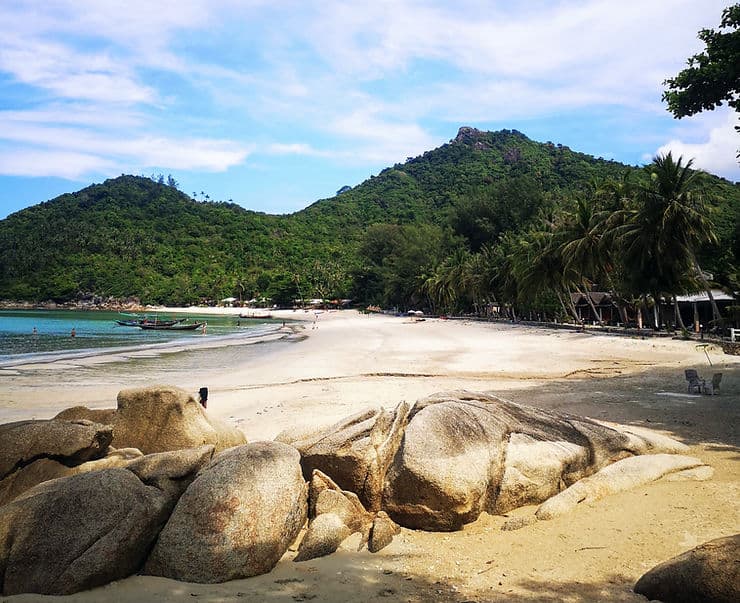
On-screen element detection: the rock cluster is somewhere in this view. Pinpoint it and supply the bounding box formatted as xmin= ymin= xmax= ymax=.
xmin=0 ymin=446 xmax=213 ymax=595
xmin=0 ymin=385 xmax=306 ymax=596
xmin=0 ymin=386 xmax=714 ymax=596
xmin=293 ymin=469 xmax=400 ymax=562
xmin=279 ymin=390 xmax=707 ymax=531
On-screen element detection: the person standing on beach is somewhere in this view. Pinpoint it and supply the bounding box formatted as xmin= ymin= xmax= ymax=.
xmin=70 ymin=327 xmax=76 ymax=337
xmin=32 ymin=326 xmax=37 ymax=335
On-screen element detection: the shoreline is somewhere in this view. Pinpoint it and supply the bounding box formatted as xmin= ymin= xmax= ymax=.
xmin=1 ymin=309 xmax=738 ymax=602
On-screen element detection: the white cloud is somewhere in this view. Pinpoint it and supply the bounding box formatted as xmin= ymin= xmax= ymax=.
xmin=0 ymin=35 xmax=156 ymax=104
xmin=0 ymin=115 xmax=252 ymax=176
xmin=0 ymin=149 xmax=115 ymax=179
xmin=264 ymin=143 xmax=331 ymax=157
xmin=656 ymin=112 xmax=740 ymax=181
xmin=0 ymin=105 xmax=145 ymax=129
xmin=0 ymin=0 xmax=735 ymax=185
xmin=125 ymin=137 xmax=252 ymax=171
xmin=329 ymin=107 xmax=441 ymax=163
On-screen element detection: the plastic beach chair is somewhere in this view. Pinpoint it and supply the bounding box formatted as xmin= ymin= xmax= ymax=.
xmin=702 ymin=373 xmax=722 ymax=395
xmin=684 ymin=369 xmax=704 ymax=394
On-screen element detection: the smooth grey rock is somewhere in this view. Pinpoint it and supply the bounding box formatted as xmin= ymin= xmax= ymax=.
xmin=0 ymin=447 xmax=142 ymax=507
xmin=54 ymin=406 xmax=117 ymax=425
xmin=0 ymin=419 xmax=112 ymax=480
xmin=294 ymin=513 xmax=351 ymax=562
xmin=0 ymin=446 xmax=212 ymax=596
xmin=285 ymin=391 xmax=696 ymax=532
xmin=382 ymin=391 xmax=693 ymax=530
xmin=368 ymin=511 xmax=400 ymax=553
xmin=54 ymin=386 xmax=247 ymax=455
xmin=0 ymin=419 xmax=114 ymax=506
xmin=634 ymin=534 xmax=739 ymax=603
xmin=114 ymin=385 xmax=247 ymax=454
xmin=0 ymin=470 xmax=165 ymax=596
xmin=144 ymin=441 xmax=307 ymax=583
xmin=278 ymin=402 xmax=410 ymax=511
xmin=535 ymin=454 xmax=705 ymax=520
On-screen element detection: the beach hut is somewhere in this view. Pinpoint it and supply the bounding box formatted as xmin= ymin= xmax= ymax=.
xmin=571 ymin=292 xmax=619 ymax=325
xmin=671 ymin=290 xmax=735 ymax=332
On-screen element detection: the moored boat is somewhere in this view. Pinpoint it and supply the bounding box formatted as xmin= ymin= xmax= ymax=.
xmin=138 ymin=322 xmax=205 ymax=331
xmin=239 ymin=312 xmax=272 ymax=319
xmin=115 ymin=314 xmax=185 ymax=327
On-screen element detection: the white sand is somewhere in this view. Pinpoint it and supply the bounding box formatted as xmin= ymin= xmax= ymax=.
xmin=1 ymin=310 xmax=738 ymax=602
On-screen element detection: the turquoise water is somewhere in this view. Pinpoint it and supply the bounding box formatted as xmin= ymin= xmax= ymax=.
xmin=0 ymin=310 xmax=279 ymax=366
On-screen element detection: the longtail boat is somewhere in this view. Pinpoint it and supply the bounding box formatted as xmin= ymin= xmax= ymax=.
xmin=138 ymin=322 xmax=205 ymax=331
xmin=115 ymin=314 xmax=185 ymax=327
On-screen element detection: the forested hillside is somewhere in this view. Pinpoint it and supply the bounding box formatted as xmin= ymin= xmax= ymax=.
xmin=1 ymin=128 xmax=738 ymax=321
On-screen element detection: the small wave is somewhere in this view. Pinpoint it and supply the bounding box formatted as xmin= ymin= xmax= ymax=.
xmin=0 ymin=324 xmax=285 ymax=369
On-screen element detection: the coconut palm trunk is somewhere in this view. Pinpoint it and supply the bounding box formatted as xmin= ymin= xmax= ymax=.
xmin=555 ymin=291 xmax=572 ymax=322
xmin=575 ymin=285 xmax=604 ymax=326
xmin=652 ymin=292 xmax=661 ymax=330
xmin=673 ymin=294 xmax=687 ymax=331
xmin=565 ymin=289 xmax=583 ymax=324
xmin=692 ymin=256 xmax=722 ymax=324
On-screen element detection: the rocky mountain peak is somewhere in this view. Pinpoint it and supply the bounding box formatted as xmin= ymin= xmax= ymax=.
xmin=453 ymin=126 xmax=490 ymax=150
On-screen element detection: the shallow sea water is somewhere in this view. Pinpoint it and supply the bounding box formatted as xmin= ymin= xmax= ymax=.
xmin=0 ymin=309 xmax=285 ymax=372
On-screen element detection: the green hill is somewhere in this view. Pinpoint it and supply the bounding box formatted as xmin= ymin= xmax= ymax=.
xmin=0 ymin=128 xmax=737 ymax=310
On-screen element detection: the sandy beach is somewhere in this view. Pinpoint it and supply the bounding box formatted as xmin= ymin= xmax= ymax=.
xmin=1 ymin=310 xmax=738 ymax=602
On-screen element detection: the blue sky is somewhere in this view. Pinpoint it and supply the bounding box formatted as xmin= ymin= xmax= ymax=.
xmin=1 ymin=0 xmax=738 ymax=220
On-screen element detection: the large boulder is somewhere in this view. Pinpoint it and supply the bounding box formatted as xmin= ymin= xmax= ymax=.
xmin=0 ymin=419 xmax=113 ymax=479
xmin=384 ymin=391 xmax=686 ymax=530
xmin=0 ymin=447 xmax=143 ymax=507
xmin=0 ymin=446 xmax=213 ymax=596
xmin=276 ymin=401 xmax=410 ymax=511
xmin=55 ymin=385 xmax=246 ymax=454
xmin=144 ymin=441 xmax=307 ymax=583
xmin=634 ymin=534 xmax=740 ymax=603
xmin=54 ymin=406 xmax=117 ymax=424
xmin=0 ymin=419 xmax=114 ymax=506
xmin=284 ymin=391 xmax=700 ymax=532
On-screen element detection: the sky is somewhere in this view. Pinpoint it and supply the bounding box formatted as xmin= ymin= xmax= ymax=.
xmin=0 ymin=0 xmax=738 ymax=220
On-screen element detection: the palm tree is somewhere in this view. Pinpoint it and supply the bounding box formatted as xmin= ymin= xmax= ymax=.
xmin=595 ymin=172 xmax=642 ymax=325
xmin=617 ymin=153 xmax=719 ymax=328
xmin=422 ymin=248 xmax=472 ymax=314
xmin=648 ymin=153 xmax=718 ymax=322
xmin=558 ymin=198 xmax=609 ymax=325
xmin=510 ymin=225 xmax=582 ymax=324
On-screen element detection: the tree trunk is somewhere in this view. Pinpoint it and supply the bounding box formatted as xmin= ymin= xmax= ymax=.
xmin=555 ymin=291 xmax=570 ymax=321
xmin=614 ymin=300 xmax=628 ymax=326
xmin=692 ymin=257 xmax=722 ymax=324
xmin=564 ymin=289 xmax=583 ymax=324
xmin=576 ymin=285 xmax=603 ymax=326
xmin=604 ymin=273 xmax=628 ymax=325
xmin=673 ymin=295 xmax=687 ymax=331
xmin=651 ymin=293 xmax=660 ymax=330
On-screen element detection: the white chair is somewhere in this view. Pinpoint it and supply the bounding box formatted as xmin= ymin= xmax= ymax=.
xmin=702 ymin=373 xmax=722 ymax=395
xmin=685 ymin=369 xmax=704 ymax=394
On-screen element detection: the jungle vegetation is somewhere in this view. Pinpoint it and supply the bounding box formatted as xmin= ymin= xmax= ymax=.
xmin=0 ymin=128 xmax=738 ymax=328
